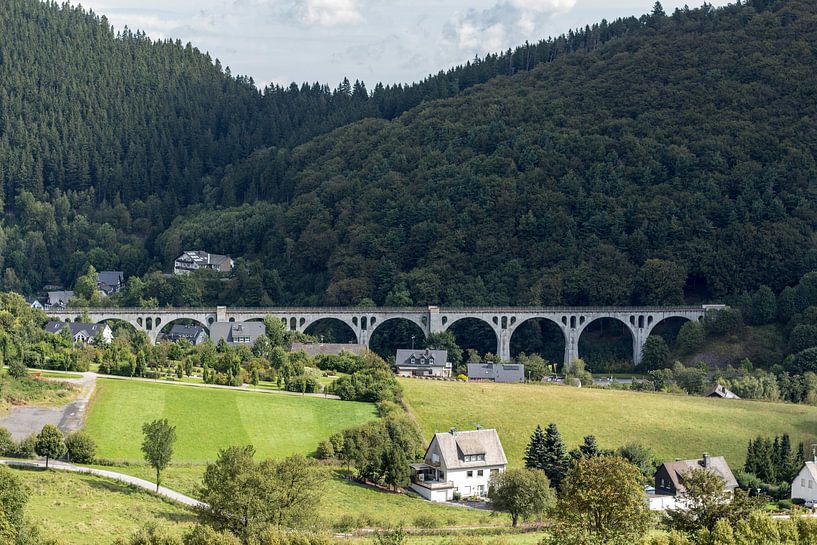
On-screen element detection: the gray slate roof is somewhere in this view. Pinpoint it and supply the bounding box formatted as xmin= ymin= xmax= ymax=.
xmin=395 ymin=349 xmax=449 ymax=367
xmin=47 ymin=291 xmax=74 ymax=306
xmin=97 ymin=271 xmax=124 ymax=289
xmin=209 ymin=322 xmax=265 ymax=345
xmin=467 ymin=362 xmax=525 ymax=382
xmin=427 ymin=428 xmax=507 ymax=470
xmin=44 ymin=320 xmax=108 ymax=338
xmin=660 ymin=455 xmax=738 ymax=493
xmin=706 ymin=384 xmax=740 ymax=399
xmin=290 ymin=343 xmax=367 ymax=356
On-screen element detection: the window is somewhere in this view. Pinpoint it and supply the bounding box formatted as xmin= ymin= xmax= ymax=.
xmin=432 ymin=453 xmax=439 ymax=464
xmin=467 ymin=471 xmax=473 ymax=477
xmin=803 ymin=479 xmax=807 ymax=488
xmin=477 ymin=470 xmax=484 ymax=476
xmin=810 ymin=480 xmax=814 ymax=489
xmin=410 ymin=357 xmax=416 ymax=364
xmin=429 ymin=357 xmax=435 ymax=364
xmin=490 ymin=469 xmax=499 ymax=475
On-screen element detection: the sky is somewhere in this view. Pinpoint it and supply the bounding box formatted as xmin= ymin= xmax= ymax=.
xmin=78 ymin=0 xmax=731 ymax=88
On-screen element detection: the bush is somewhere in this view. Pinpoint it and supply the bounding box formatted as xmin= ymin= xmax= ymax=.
xmin=412 ymin=514 xmax=439 ymax=528
xmin=12 ymin=434 xmax=36 ymax=459
xmin=7 ymin=359 xmax=28 ymax=379
xmin=0 ymin=427 xmax=13 ymax=456
xmin=65 ymin=430 xmax=97 ymax=463
xmin=703 ymin=308 xmax=744 ymax=337
xmin=285 ymin=375 xmax=320 ymax=394
xmin=315 ymin=440 xmax=334 ymax=460
xmin=676 ymin=321 xmax=706 ymax=355
xmin=778 ymin=499 xmax=794 ymax=510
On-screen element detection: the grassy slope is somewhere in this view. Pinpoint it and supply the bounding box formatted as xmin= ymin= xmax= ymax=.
xmin=99 ymin=464 xmax=500 ymax=528
xmin=13 ymin=467 xmax=195 ymax=545
xmin=85 ymin=379 xmax=377 ymax=462
xmin=0 ymin=369 xmax=78 ymax=414
xmin=401 ymin=379 xmax=817 ymax=467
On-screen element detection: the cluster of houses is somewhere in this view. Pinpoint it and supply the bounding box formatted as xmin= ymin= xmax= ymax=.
xmin=407 ymin=425 xmax=817 ymax=511
xmin=28 ymin=250 xmax=234 ymax=311
xmin=392 ymin=348 xmax=525 ymax=383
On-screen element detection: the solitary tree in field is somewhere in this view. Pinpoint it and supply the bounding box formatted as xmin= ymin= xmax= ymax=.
xmin=488 ymin=468 xmax=554 ymax=527
xmin=34 ymin=424 xmax=66 ymax=469
xmin=141 ymin=419 xmax=176 ymax=492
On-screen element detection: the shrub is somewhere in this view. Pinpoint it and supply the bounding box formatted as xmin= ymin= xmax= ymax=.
xmin=676 ymin=321 xmax=706 ymax=355
xmin=315 ymin=440 xmax=334 ymax=460
xmin=7 ymin=359 xmax=27 ymax=379
xmin=413 ymin=514 xmax=439 ymax=529
xmin=703 ymin=308 xmax=744 ymax=337
xmin=12 ymin=434 xmax=36 ymax=459
xmin=0 ymin=427 xmax=13 ymax=456
xmin=65 ymin=430 xmax=97 ymax=464
xmin=456 ymin=374 xmax=468 ymax=381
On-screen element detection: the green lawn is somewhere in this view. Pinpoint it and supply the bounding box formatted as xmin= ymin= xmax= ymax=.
xmin=12 ymin=467 xmax=195 ymax=545
xmin=85 ymin=379 xmax=377 ymax=462
xmin=401 ymin=379 xmax=817 ymax=468
xmin=92 ymin=463 xmax=502 ymax=529
xmin=30 ymin=370 xmax=84 ymax=379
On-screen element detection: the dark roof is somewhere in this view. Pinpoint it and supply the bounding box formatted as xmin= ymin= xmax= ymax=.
xmin=395 ymin=349 xmax=449 ymax=368
xmin=658 ymin=455 xmax=738 ymax=494
xmin=290 ymin=343 xmax=366 ymax=356
xmin=167 ymin=325 xmax=206 ymax=337
xmin=97 ymin=271 xmax=124 ymax=286
xmin=209 ymin=322 xmax=264 ymax=344
xmin=44 ymin=320 xmax=108 ymax=337
xmin=47 ymin=291 xmax=74 ymax=306
xmin=706 ymin=384 xmax=740 ymax=399
xmin=467 ymin=362 xmax=525 ymax=381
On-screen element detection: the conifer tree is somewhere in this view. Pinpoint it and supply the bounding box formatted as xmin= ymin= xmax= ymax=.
xmin=541 ymin=423 xmax=570 ymax=489
xmin=524 ymin=425 xmax=546 ymax=470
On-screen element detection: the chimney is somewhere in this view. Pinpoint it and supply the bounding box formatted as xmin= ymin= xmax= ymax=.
xmin=703 ymin=453 xmax=710 ymax=468
xmin=450 ymin=428 xmax=457 ymax=435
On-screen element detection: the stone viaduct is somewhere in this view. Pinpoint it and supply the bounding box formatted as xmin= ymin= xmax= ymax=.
xmin=46 ymin=305 xmax=724 ymax=368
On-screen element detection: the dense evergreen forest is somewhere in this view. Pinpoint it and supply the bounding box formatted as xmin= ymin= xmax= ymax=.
xmin=1 ymin=0 xmax=815 ymax=311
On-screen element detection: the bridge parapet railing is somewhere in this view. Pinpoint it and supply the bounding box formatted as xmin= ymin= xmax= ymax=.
xmin=46 ymin=305 xmax=716 ymax=314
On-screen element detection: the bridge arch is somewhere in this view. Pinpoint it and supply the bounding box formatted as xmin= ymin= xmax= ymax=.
xmin=577 ymin=316 xmax=637 ymax=371
xmin=95 ymin=317 xmax=140 ymax=336
xmin=369 ymin=317 xmax=427 ymax=361
xmin=645 ymin=315 xmax=693 ymax=346
xmin=443 ymin=316 xmax=499 ymax=362
xmin=157 ymin=318 xmax=210 ymax=335
xmin=509 ymin=317 xmax=567 ymax=363
xmin=303 ymin=317 xmax=358 ymax=344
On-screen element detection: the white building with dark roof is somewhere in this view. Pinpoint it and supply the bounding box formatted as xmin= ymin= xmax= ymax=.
xmin=160 ymin=324 xmax=208 ymax=346
xmin=791 ymin=458 xmax=817 ymax=506
xmin=467 ymin=362 xmax=525 ymax=383
xmin=97 ymin=271 xmax=125 ymax=296
xmin=46 ymin=290 xmax=74 ymax=309
xmin=394 ymin=349 xmax=451 ymax=377
xmin=650 ymin=453 xmax=738 ymax=510
xmin=45 ymin=321 xmax=112 ymax=345
xmin=173 ymin=251 xmax=234 ymax=275
xmin=410 ymin=427 xmax=507 ymax=502
xmin=209 ymin=322 xmax=264 ymax=347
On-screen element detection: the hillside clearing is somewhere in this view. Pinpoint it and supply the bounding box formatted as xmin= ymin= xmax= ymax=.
xmin=85 ymin=379 xmax=377 ymax=462
xmin=12 ymin=467 xmax=195 ymax=545
xmin=401 ymin=379 xmax=817 ymax=467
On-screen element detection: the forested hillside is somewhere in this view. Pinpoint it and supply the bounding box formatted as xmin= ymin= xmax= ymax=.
xmin=2 ymin=0 xmax=816 ymax=311
xmin=155 ymin=0 xmax=817 ymax=307
xmin=0 ymin=0 xmax=663 ymax=291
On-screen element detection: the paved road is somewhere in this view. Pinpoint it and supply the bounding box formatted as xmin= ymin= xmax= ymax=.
xmin=0 ymin=458 xmax=206 ymax=508
xmin=99 ymin=373 xmax=341 ymax=399
xmin=0 ymin=372 xmax=97 ymax=441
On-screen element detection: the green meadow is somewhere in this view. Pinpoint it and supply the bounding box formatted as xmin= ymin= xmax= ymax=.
xmin=401 ymin=379 xmax=817 ymax=467
xmin=85 ymin=379 xmax=377 ymax=462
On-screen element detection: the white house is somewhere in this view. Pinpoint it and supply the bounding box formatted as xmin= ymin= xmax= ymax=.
xmin=394 ymin=349 xmax=451 ymax=378
xmin=44 ymin=321 xmax=113 ymax=345
xmin=649 ymin=453 xmax=738 ymax=511
xmin=791 ymin=459 xmax=817 ymax=506
xmin=173 ymin=251 xmax=233 ymax=275
xmin=409 ymin=427 xmax=507 ymax=502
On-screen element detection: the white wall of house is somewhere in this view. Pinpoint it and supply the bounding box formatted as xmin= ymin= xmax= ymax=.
xmin=448 ymin=466 xmax=503 ymax=498
xmin=791 ymin=464 xmax=817 ymax=505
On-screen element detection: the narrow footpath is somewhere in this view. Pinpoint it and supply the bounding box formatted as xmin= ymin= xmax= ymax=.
xmin=0 ymin=459 xmax=206 ymax=509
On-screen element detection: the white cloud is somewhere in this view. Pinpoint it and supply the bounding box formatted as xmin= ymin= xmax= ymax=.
xmin=444 ymin=0 xmax=576 ymax=56
xmin=288 ymin=0 xmax=364 ymax=26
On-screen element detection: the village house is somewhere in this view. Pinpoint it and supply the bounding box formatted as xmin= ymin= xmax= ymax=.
xmin=97 ymin=271 xmax=125 ymax=296
xmin=24 ymin=296 xmax=44 ymax=310
xmin=649 ymin=453 xmax=738 ymax=510
xmin=409 ymin=427 xmax=507 ymax=502
xmin=790 ymin=454 xmax=817 ymax=506
xmin=394 ymin=348 xmax=451 ymax=377
xmin=44 ymin=321 xmax=113 ymax=345
xmin=173 ymin=251 xmax=234 ymax=275
xmin=706 ymin=384 xmax=740 ymax=399
xmin=160 ymin=324 xmax=208 ymax=346
xmin=46 ymin=290 xmax=74 ymax=309
xmin=209 ymin=322 xmax=264 ymax=347
xmin=467 ymin=362 xmax=525 ymax=383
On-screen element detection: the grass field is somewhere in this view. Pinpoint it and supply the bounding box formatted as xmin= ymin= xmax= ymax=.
xmin=12 ymin=467 xmax=195 ymax=544
xmin=401 ymin=379 xmax=817 ymax=467
xmin=85 ymin=379 xmax=377 ymax=462
xmin=96 ymin=464 xmax=503 ymax=528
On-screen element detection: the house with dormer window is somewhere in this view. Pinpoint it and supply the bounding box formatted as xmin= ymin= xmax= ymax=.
xmin=394 ymin=349 xmax=451 ymax=377
xmin=409 ymin=427 xmax=507 ymax=502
